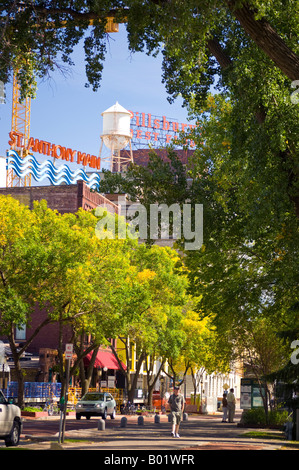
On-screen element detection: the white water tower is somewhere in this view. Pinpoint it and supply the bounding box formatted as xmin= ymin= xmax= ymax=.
xmin=99 ymin=102 xmax=133 ymax=172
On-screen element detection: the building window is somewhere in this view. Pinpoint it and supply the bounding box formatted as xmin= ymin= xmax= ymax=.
xmin=15 ymin=324 xmax=26 ymax=340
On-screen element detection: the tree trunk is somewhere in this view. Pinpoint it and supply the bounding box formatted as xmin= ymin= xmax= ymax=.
xmin=11 ymin=350 xmax=24 ymax=408
xmin=78 ymin=347 xmax=99 ymax=395
xmin=146 ymin=358 xmax=165 ymax=407
xmin=127 ymin=351 xmax=146 ymax=403
xmin=190 ymin=367 xmax=197 ymax=402
xmin=7 ymin=329 xmax=24 ymax=408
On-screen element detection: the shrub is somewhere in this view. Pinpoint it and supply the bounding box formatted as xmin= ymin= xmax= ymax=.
xmin=241 ymin=408 xmax=267 ymax=426
xmin=267 ymin=409 xmax=289 ymax=426
xmin=240 ymin=408 xmax=289 ymax=427
xmin=23 ymin=406 xmax=43 ymax=412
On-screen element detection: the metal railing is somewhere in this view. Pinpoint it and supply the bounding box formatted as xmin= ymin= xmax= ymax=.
xmin=68 ymin=386 xmax=125 ymax=410
xmin=2 ymin=382 xmax=61 ymax=400
xmin=2 ymin=382 xmax=147 ymax=411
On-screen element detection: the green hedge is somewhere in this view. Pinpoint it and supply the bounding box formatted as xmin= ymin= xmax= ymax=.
xmin=23 ymin=406 xmax=43 ymax=412
xmin=240 ymin=408 xmax=289 ymax=427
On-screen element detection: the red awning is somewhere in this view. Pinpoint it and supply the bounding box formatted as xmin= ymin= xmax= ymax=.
xmin=83 ymin=350 xmax=125 ymax=370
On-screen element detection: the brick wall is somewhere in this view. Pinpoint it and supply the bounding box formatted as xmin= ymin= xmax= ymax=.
xmin=0 ymin=180 xmax=119 ymax=215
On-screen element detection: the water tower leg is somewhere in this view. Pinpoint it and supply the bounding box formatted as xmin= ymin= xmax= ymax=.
xmin=129 ymin=141 xmax=133 ymax=164
xmin=117 ymin=149 xmax=121 ymax=173
xmin=98 ymin=140 xmax=103 ymax=159
xmin=110 ymin=142 xmax=114 ymax=172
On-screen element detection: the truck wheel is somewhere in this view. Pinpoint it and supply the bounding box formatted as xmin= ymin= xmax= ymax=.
xmin=5 ymin=420 xmax=20 ymax=447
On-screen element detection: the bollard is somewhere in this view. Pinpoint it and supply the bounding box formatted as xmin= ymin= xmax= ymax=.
xmin=285 ymin=421 xmax=293 ymax=440
xmin=183 ymin=412 xmax=188 ymax=421
xmin=98 ymin=418 xmax=105 ymax=431
xmin=154 ymin=414 xmax=160 ymax=424
xmin=120 ymin=416 xmax=127 ymax=428
xmin=138 ymin=415 xmax=144 ymax=425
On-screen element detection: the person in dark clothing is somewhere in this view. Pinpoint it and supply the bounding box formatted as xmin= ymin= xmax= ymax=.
xmin=222 ymin=393 xmax=228 ymax=422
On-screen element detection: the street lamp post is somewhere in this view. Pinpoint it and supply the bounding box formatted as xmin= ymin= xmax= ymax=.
xmin=160 ymin=376 xmax=165 ymax=411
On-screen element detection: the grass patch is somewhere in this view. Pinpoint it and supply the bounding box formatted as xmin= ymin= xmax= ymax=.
xmin=242 ymin=430 xmax=299 ymax=449
xmin=62 ymin=439 xmax=92 ymax=443
xmin=243 ymin=430 xmax=285 ymax=440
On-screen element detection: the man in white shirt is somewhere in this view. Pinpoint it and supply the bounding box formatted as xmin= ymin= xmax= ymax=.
xmin=227 ymin=388 xmax=236 ymax=423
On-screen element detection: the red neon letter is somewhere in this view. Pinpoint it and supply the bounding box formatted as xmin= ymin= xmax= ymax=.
xmin=163 ymin=116 xmax=169 ymax=131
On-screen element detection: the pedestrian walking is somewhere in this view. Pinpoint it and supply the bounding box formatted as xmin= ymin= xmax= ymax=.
xmin=168 ymin=386 xmax=185 ymax=438
xmin=227 ymin=388 xmax=236 ymax=423
xmin=221 ymin=393 xmax=228 ymax=422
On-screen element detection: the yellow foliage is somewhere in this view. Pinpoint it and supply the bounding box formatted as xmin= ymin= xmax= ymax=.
xmin=137 ymin=269 xmax=156 ymax=283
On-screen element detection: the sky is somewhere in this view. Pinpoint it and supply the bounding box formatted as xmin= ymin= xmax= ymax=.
xmin=0 ymin=24 xmax=193 ymax=175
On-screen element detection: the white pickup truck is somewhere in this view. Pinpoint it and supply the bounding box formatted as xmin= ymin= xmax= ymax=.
xmin=0 ymin=389 xmax=22 ymax=446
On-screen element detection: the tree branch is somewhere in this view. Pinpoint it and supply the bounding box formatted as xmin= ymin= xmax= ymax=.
xmin=227 ymin=1 xmax=299 ymax=80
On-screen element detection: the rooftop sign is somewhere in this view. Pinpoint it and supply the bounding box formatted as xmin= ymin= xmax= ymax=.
xmin=8 ymin=131 xmax=101 ymax=170
xmin=128 ymin=111 xmax=196 ymax=148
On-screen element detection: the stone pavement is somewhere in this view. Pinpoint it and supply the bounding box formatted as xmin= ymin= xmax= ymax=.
xmin=14 ymin=410 xmax=299 ymax=452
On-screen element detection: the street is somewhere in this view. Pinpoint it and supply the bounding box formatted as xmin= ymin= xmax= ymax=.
xmin=1 ymin=410 xmax=296 ymax=452
xmin=22 ymin=414 xmax=99 ymax=437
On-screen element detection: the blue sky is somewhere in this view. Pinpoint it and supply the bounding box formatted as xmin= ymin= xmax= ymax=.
xmin=0 ymin=25 xmax=193 ymax=171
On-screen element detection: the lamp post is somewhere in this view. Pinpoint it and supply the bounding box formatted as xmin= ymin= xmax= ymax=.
xmin=103 ymin=367 xmax=108 ymax=388
xmin=160 ymin=376 xmax=165 ymax=411
xmin=98 ymin=367 xmax=102 ymax=391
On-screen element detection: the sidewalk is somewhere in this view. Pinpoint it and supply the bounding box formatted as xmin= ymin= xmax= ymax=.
xmin=18 ymin=410 xmax=299 ymax=452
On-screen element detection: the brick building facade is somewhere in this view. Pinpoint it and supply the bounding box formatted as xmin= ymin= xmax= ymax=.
xmin=118 ymin=148 xmax=193 ymax=171
xmin=0 ymin=180 xmax=119 ymax=215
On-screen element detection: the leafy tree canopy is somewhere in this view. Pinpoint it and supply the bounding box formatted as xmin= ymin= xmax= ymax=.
xmin=1 ymin=1 xmax=298 ymax=100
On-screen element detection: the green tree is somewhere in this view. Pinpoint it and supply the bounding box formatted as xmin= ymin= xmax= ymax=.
xmin=109 ymin=242 xmax=189 ymax=402
xmin=0 ymin=196 xmax=96 ymax=406
xmin=182 ymin=93 xmax=299 ymax=341
xmin=0 ymin=197 xmax=134 ymax=404
xmin=234 ymin=316 xmax=289 ymax=419
xmin=180 ymin=308 xmax=232 ymax=398
xmin=99 ymin=150 xmax=191 ymax=247
xmin=46 ymin=208 xmax=136 ymax=396
xmin=1 ymin=1 xmax=298 ymax=99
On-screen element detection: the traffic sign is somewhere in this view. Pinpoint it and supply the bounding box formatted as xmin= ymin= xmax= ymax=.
xmin=65 ymin=343 xmax=73 ymax=359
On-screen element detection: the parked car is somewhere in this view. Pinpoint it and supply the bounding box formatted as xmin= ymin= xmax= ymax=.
xmin=75 ymin=392 xmax=116 ymax=420
xmin=0 ymin=390 xmax=23 ymax=447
